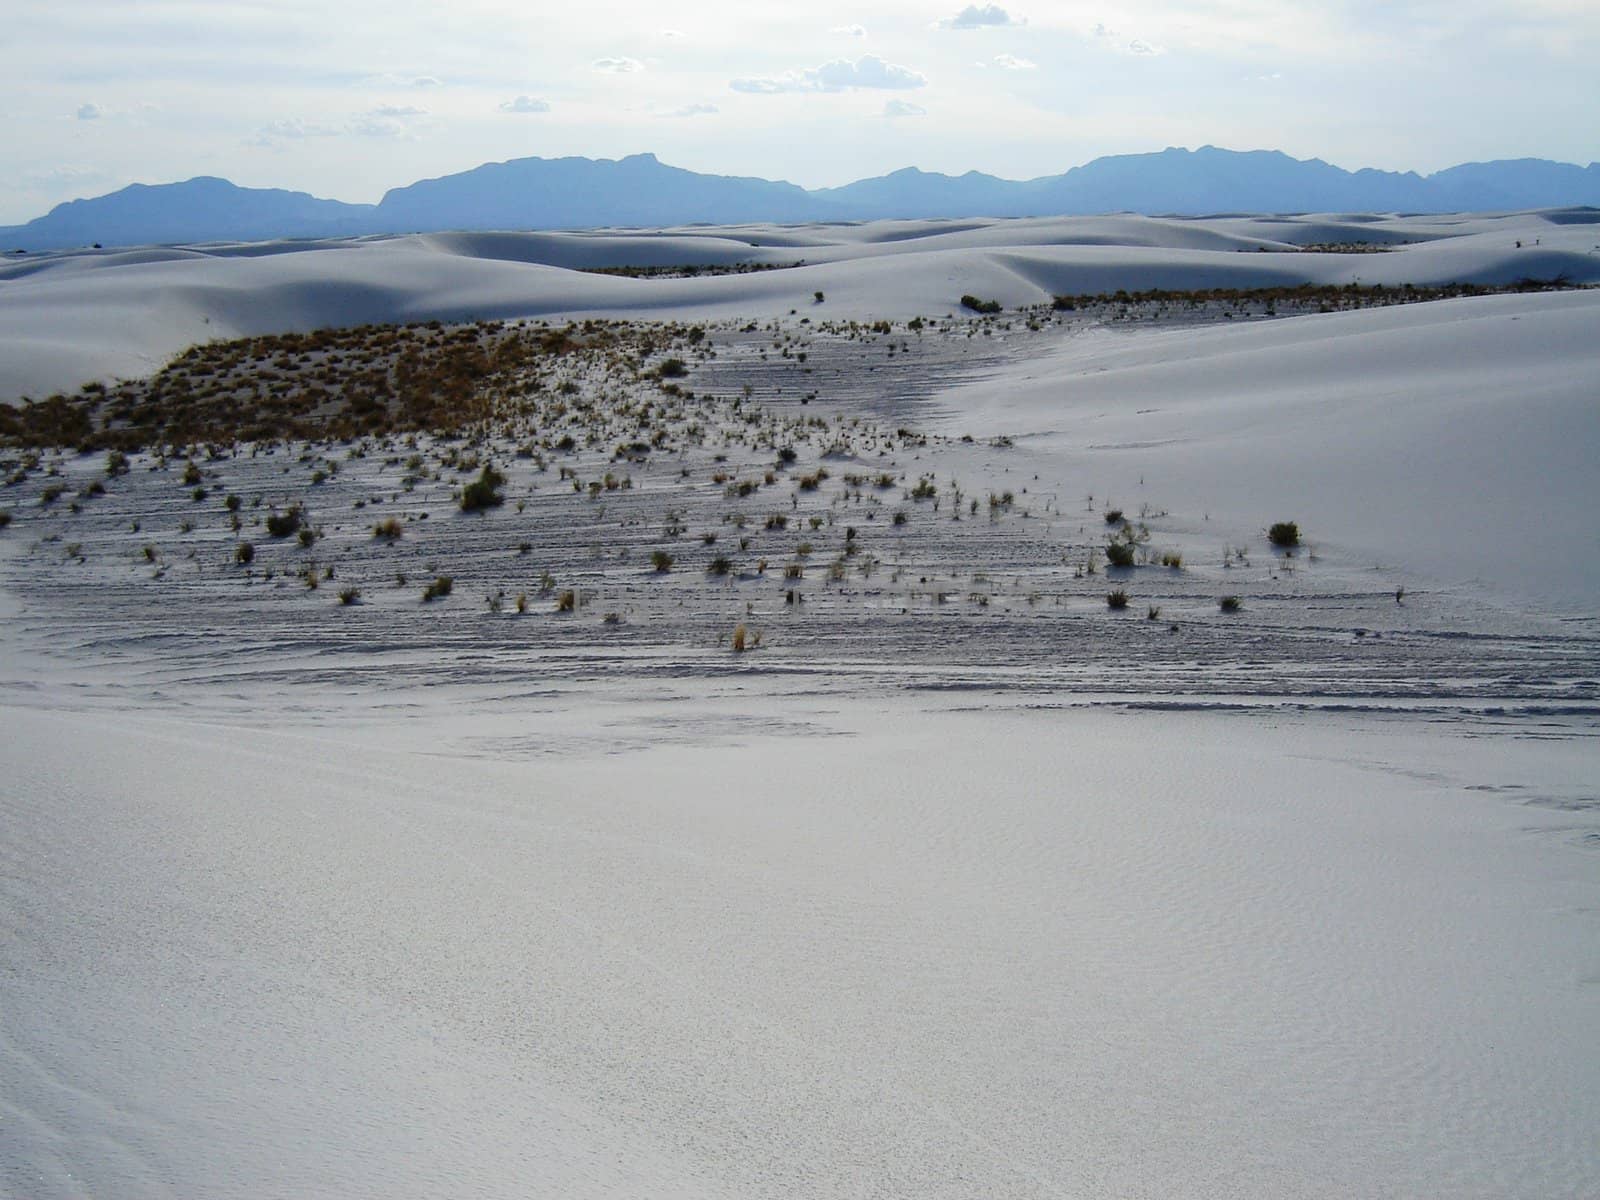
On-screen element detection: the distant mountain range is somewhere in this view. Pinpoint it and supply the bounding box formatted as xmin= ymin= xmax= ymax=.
xmin=5 ymin=146 xmax=1599 ymax=252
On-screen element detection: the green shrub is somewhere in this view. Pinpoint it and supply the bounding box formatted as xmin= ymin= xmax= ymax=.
xmin=1107 ymin=589 xmax=1130 ymax=609
xmin=555 ymin=588 xmax=576 ymax=612
xmin=1268 ymin=521 xmax=1300 ymax=548
xmin=460 ymin=465 xmax=505 ymax=512
xmin=1219 ymin=595 xmax=1242 ymax=612
xmin=1105 ymin=541 xmax=1136 ymax=568
xmin=708 ymin=555 xmax=732 ymax=575
xmin=235 ymin=542 xmax=254 ymax=564
xmin=373 ymin=517 xmax=403 ymax=539
xmin=960 ymin=295 xmax=1002 ymax=314
xmin=650 ymin=549 xmax=674 ymax=572
xmin=265 ymin=507 xmax=302 ymax=538
xmin=338 ymin=586 xmax=360 ymax=605
xmin=658 ymin=358 xmax=688 ymax=378
xmin=422 ymin=575 xmax=453 ymax=601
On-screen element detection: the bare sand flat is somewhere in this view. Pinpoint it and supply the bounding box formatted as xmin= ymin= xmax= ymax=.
xmin=1 ymin=213 xmax=1597 ymax=1198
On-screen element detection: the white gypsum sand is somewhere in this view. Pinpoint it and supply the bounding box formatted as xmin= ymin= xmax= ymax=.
xmin=0 ymin=212 xmax=1597 ymax=1199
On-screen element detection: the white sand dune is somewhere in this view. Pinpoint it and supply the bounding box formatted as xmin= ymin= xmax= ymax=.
xmin=2 ymin=209 xmax=1595 ymax=401
xmin=3 ymin=696 xmax=1597 ymax=1200
xmin=926 ymin=288 xmax=1600 ymax=610
xmin=2 ymin=208 xmax=1597 ymax=1198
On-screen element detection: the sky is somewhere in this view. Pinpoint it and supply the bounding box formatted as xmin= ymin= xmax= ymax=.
xmin=3 ymin=0 xmax=1596 ymax=224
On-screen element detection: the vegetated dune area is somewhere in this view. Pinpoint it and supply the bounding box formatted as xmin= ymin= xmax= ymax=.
xmin=2 ymin=209 xmax=1598 ymax=1198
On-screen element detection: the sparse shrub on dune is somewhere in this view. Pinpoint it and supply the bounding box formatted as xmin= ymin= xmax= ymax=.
xmin=650 ymin=549 xmax=674 ymax=572
xmin=338 ymin=586 xmax=361 ymax=605
xmin=1219 ymin=595 xmax=1242 ymax=613
xmin=960 ymin=295 xmax=1002 ymax=315
xmin=555 ymin=588 xmax=576 ymax=612
xmin=422 ymin=575 xmax=453 ymax=601
xmin=1268 ymin=521 xmax=1300 ymax=548
xmin=1105 ymin=540 xmax=1136 ymax=568
xmin=373 ymin=517 xmax=403 ymax=540
xmin=265 ymin=506 xmax=302 ymax=538
xmin=460 ymin=465 xmax=505 ymax=512
xmin=1107 ymin=589 xmax=1130 ymax=609
xmin=235 ymin=542 xmax=254 ymax=564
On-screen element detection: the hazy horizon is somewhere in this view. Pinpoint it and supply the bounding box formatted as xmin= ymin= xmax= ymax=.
xmin=4 ymin=1 xmax=1596 ymax=224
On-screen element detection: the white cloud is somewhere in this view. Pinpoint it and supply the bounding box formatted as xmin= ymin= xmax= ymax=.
xmin=498 ymin=95 xmax=551 ymax=114
xmin=1092 ymin=23 xmax=1163 ymax=56
xmin=939 ymin=5 xmax=1023 ymax=30
xmin=593 ymin=57 xmax=644 ymax=73
xmin=658 ymin=103 xmax=718 ymax=118
xmin=731 ymin=54 xmax=926 ymax=94
xmin=75 ymin=103 xmax=102 ymax=120
xmin=258 ymin=117 xmax=339 ymax=139
xmin=991 ymin=53 xmax=1036 ymax=70
xmin=360 ymin=73 xmax=443 ymax=89
xmin=883 ymin=99 xmax=927 ymax=118
xmin=831 ymin=24 xmax=867 ymax=37
xmin=349 ymin=105 xmax=427 ymax=138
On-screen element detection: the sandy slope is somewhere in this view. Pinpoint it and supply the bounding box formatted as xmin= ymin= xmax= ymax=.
xmin=922 ymin=289 xmax=1600 ymax=609
xmin=2 ymin=208 xmax=1598 ymax=1198
xmin=2 ymin=209 xmax=1596 ymax=401
xmin=3 ymin=695 xmax=1597 ymax=1200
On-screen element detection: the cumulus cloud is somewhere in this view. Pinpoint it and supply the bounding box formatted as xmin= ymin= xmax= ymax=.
xmin=75 ymin=103 xmax=102 ymax=120
xmin=991 ymin=53 xmax=1036 ymax=69
xmin=831 ymin=23 xmax=867 ymax=37
xmin=658 ymin=103 xmax=718 ymax=118
xmin=593 ymin=56 xmax=644 ymax=73
xmin=498 ymin=95 xmax=551 ymax=113
xmin=939 ymin=5 xmax=1023 ymax=30
xmin=731 ymin=54 xmax=926 ymax=94
xmin=1092 ymin=23 xmax=1163 ymax=55
xmin=883 ymin=99 xmax=927 ymax=117
xmin=361 ymin=73 xmax=443 ymax=89
xmin=350 ymin=105 xmax=427 ymax=137
xmin=258 ymin=117 xmax=339 ymax=139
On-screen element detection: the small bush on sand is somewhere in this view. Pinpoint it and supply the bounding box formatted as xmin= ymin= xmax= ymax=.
xmin=373 ymin=517 xmax=403 ymax=539
xmin=422 ymin=575 xmax=453 ymax=601
xmin=650 ymin=549 xmax=674 ymax=572
xmin=265 ymin=507 xmax=302 ymax=538
xmin=460 ymin=465 xmax=505 ymax=512
xmin=235 ymin=542 xmax=254 ymax=564
xmin=1107 ymin=589 xmax=1130 ymax=609
xmin=1105 ymin=540 xmax=1136 ymax=568
xmin=338 ymin=586 xmax=360 ymax=605
xmin=1268 ymin=521 xmax=1300 ymax=548
xmin=708 ymin=555 xmax=732 ymax=575
xmin=960 ymin=295 xmax=1002 ymax=314
xmin=555 ymin=588 xmax=576 ymax=612
xmin=0 ymin=512 xmax=10 ymax=530
xmin=1219 ymin=595 xmax=1242 ymax=613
